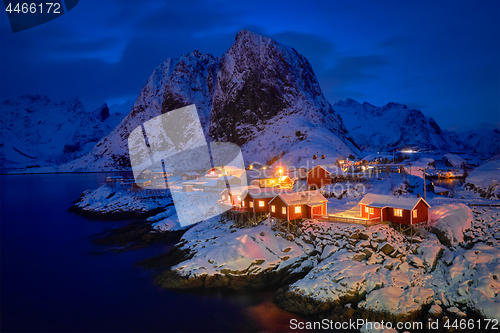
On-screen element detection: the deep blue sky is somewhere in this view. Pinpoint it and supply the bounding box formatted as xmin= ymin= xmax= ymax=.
xmin=1 ymin=0 xmax=499 ymax=132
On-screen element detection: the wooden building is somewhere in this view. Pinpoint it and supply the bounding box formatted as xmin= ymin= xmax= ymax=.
xmin=216 ymin=176 xmax=242 ymax=187
xmin=269 ymin=191 xmax=327 ymax=222
xmin=306 ymin=165 xmax=342 ymax=190
xmin=206 ymin=166 xmax=244 ymax=179
xmin=241 ymin=188 xmax=285 ymax=213
xmin=219 ymin=187 xmax=245 ymax=206
xmin=181 ymin=172 xmax=200 ymax=181
xmin=358 ymin=193 xmax=430 ymax=225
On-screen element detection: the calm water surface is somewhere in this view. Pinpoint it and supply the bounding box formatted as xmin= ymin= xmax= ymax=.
xmin=0 ymin=173 xmax=303 ymax=332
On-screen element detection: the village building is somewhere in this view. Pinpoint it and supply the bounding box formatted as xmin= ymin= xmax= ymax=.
xmin=133 ymin=179 xmax=152 ymax=189
xmin=180 ymin=172 xmax=200 ymax=181
xmin=269 ymin=191 xmax=327 ymax=222
xmin=106 ymin=175 xmax=124 ymax=182
xmin=205 ymin=166 xmax=245 ymax=179
xmin=247 ymin=168 xmax=294 ymax=189
xmin=219 ymin=187 xmax=246 ymax=206
xmin=240 ymin=188 xmax=285 ymax=213
xmin=247 ymin=162 xmax=266 ymax=170
xmin=216 ymin=175 xmax=242 ymax=187
xmin=306 ymin=165 xmax=342 ymax=190
xmin=358 ymin=193 xmax=430 ymax=225
xmin=142 ymin=166 xmax=174 ymax=178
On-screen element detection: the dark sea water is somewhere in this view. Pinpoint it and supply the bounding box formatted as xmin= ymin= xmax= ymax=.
xmin=0 ymin=173 xmax=303 ymax=332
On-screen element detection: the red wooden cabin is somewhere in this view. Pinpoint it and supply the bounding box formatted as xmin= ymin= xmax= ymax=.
xmin=358 ymin=193 xmax=430 ymax=225
xmin=306 ymin=165 xmax=342 ymax=190
xmin=269 ymin=191 xmax=327 ymax=222
xmin=241 ymin=188 xmax=285 ymax=213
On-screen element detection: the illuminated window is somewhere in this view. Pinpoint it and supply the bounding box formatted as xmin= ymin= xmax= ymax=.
xmin=282 ymin=207 xmax=286 ymax=214
xmin=250 ymin=201 xmax=253 ymax=208
xmin=242 ymin=201 xmax=245 ymax=207
xmin=369 ymin=207 xmax=374 ymax=215
xmin=222 ymin=195 xmax=226 ymax=200
xmin=259 ymin=200 xmax=265 ymax=207
xmin=412 ymin=210 xmax=417 ymax=218
xmin=295 ymin=206 xmax=301 ymax=214
xmin=365 ymin=206 xmax=369 ymax=213
xmin=237 ymin=195 xmax=241 ymax=201
xmin=210 ymin=171 xmax=214 ymax=174
xmin=271 ymin=205 xmax=275 ymax=213
xmin=394 ymin=209 xmax=403 ymax=217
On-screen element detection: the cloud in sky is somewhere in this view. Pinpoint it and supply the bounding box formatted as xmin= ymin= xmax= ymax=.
xmin=0 ymin=0 xmax=498 ymax=132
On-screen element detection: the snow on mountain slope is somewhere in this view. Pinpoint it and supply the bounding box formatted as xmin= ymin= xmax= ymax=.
xmin=0 ymin=94 xmax=120 ymax=168
xmin=457 ymin=128 xmax=500 ymax=156
xmin=333 ymin=98 xmax=464 ymax=152
xmin=60 ymin=51 xmax=219 ymax=172
xmin=213 ymin=30 xmax=358 ymax=166
xmin=61 ymin=30 xmax=358 ymax=172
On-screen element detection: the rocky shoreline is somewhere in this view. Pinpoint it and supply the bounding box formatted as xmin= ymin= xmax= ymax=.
xmin=145 ymin=206 xmax=500 ymax=327
xmin=69 ymin=186 xmax=500 ymax=328
xmin=69 ymin=183 xmax=173 ymax=220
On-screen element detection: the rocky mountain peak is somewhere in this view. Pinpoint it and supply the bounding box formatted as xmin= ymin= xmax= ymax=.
xmin=61 ymin=30 xmax=358 ymax=171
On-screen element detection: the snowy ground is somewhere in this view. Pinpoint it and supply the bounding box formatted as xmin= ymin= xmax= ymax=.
xmin=73 ymin=183 xmax=172 ymax=217
xmin=170 ymin=217 xmax=314 ymax=280
xmin=159 ymin=191 xmax=500 ymax=323
xmin=276 ymin=204 xmax=500 ymax=321
xmin=461 ymin=159 xmax=500 ymax=200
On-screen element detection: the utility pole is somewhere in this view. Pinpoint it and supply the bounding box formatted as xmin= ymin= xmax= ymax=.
xmin=423 ymin=169 xmax=426 ymax=201
xmin=419 ymin=167 xmax=430 ymax=201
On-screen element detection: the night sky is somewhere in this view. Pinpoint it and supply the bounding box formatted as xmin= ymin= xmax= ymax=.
xmin=1 ymin=0 xmax=499 ymax=132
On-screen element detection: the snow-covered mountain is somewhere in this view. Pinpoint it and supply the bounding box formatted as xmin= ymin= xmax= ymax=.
xmin=0 ymin=94 xmax=121 ymax=168
xmin=457 ymin=128 xmax=500 ymax=156
xmin=332 ymin=98 xmax=465 ymax=152
xmin=61 ymin=30 xmax=359 ymax=172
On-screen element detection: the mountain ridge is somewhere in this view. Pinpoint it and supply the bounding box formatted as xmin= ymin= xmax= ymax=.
xmin=60 ymin=29 xmax=359 ymax=171
xmin=0 ymin=94 xmax=121 ymax=168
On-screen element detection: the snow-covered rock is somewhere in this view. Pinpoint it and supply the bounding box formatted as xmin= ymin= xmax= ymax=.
xmin=70 ymin=182 xmax=172 ymax=219
xmin=156 ymin=217 xmax=315 ymax=289
xmin=427 ymin=242 xmax=500 ymax=320
xmin=443 ymin=153 xmax=468 ymax=168
xmin=429 ymin=203 xmax=473 ymax=247
xmin=359 ymin=286 xmax=434 ymax=316
xmin=463 ymin=159 xmax=500 ymax=199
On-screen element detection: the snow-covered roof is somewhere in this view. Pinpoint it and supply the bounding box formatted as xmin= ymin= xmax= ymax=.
xmin=202 ymin=180 xmax=219 ymax=187
xmin=358 ymin=193 xmax=430 ymax=211
xmin=208 ymin=165 xmax=243 ymax=172
xmin=222 ymin=165 xmax=244 ymax=171
xmin=271 ymin=191 xmax=327 ymax=206
xmin=243 ymin=188 xmax=285 ymax=199
xmin=220 ymin=186 xmax=246 ymax=195
xmin=217 ymin=175 xmax=239 ymax=181
xmin=308 ymin=164 xmax=344 ymax=176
